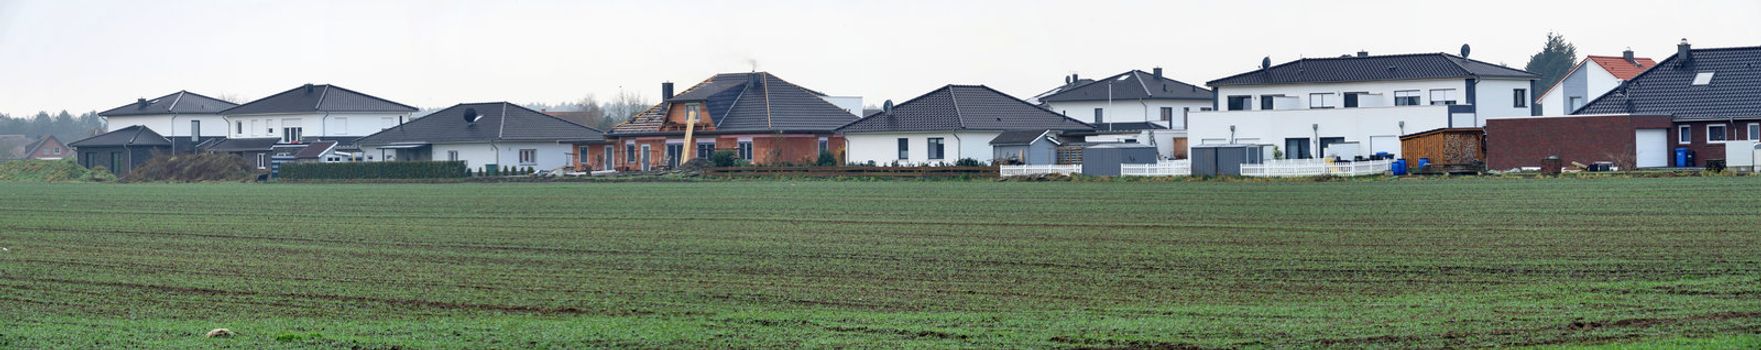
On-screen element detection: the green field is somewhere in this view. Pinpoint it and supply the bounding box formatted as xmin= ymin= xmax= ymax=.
xmin=1 ymin=178 xmax=1759 ymax=349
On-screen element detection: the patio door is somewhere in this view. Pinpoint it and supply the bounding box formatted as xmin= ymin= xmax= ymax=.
xmin=665 ymin=144 xmax=683 ymax=168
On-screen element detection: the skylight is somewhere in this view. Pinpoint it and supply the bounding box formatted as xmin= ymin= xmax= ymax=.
xmin=1692 ymin=72 xmax=1715 ymax=86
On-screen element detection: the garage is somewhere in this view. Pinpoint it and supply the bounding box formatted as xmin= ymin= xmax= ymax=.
xmin=1484 ymin=114 xmax=1674 ymax=170
xmin=1634 ymin=129 xmax=1668 ymax=168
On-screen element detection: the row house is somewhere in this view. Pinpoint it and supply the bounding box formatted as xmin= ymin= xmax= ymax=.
xmin=1035 ymin=68 xmax=1213 ymax=159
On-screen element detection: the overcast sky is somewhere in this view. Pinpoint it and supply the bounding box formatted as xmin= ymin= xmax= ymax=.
xmin=0 ymin=0 xmax=1756 ymax=116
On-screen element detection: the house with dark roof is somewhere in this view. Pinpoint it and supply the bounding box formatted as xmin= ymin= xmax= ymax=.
xmin=95 ymin=90 xmax=238 ymax=153
xmin=1576 ymin=41 xmax=1761 ymax=167
xmin=591 ymin=72 xmax=859 ymax=171
xmin=215 ymin=84 xmax=418 ymax=167
xmin=1034 ymin=68 xmax=1214 ymax=159
xmin=836 ymin=85 xmax=1092 ymax=165
xmin=1191 ymin=47 xmax=1538 ymax=160
xmin=1536 ymin=49 xmax=1657 ymax=115
xmin=0 ymin=135 xmax=69 ymax=161
xmin=65 ymin=126 xmax=174 ymax=174
xmin=357 ymin=102 xmax=604 ymax=172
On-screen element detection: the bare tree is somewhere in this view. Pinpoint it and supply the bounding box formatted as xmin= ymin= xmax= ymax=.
xmin=601 ymin=90 xmax=651 ymax=126
xmin=212 ymin=93 xmax=244 ymax=104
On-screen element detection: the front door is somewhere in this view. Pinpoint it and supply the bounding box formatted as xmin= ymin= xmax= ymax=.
xmin=602 ymin=145 xmax=613 ymax=171
xmin=639 ymin=145 xmax=651 ymax=171
xmin=1635 ymin=129 xmax=1667 ymax=168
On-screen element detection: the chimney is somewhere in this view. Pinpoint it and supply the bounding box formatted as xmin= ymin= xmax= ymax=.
xmin=1071 ymin=73 xmax=1079 ymax=82
xmin=661 ymin=82 xmax=674 ymax=100
xmin=1356 ymin=50 xmax=1369 ymax=58
xmin=1677 ymin=38 xmax=1693 ymax=65
xmin=303 ymin=83 xmax=315 ymax=94
xmin=1152 ymin=67 xmax=1164 ymax=78
xmin=136 ymin=98 xmax=147 ymax=106
xmin=1622 ymin=48 xmax=1636 ymax=64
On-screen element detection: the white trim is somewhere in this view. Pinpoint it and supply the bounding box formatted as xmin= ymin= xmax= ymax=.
xmin=1707 ymin=124 xmax=1730 ymax=143
xmin=1747 ymin=123 xmax=1761 ymax=141
xmin=1678 ymin=125 xmax=1692 ymax=145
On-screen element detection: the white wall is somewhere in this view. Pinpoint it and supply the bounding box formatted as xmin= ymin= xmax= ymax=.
xmin=104 ymin=114 xmax=228 ymax=138
xmin=1043 ymin=99 xmax=1210 ymax=129
xmin=844 ymin=131 xmax=1000 ymax=165
xmin=383 ymin=142 xmax=573 ymax=171
xmin=226 ymin=112 xmax=410 ymax=139
xmin=1189 ymin=105 xmax=1455 ymax=158
xmin=1214 ymin=79 xmax=1469 ymax=111
xmin=1474 ymin=78 xmax=1535 ymax=119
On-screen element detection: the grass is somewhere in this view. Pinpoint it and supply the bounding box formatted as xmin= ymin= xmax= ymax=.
xmin=0 ymin=178 xmax=1758 ymax=349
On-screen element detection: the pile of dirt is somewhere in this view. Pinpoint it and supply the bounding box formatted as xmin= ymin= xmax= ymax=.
xmin=125 ymin=153 xmax=254 ymax=182
xmin=0 ymin=159 xmax=112 ymax=182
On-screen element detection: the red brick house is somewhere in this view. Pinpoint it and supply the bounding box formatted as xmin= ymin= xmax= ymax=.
xmin=579 ymin=72 xmax=857 ymax=171
xmin=1575 ymin=42 xmax=1761 ymax=167
xmin=22 ymin=136 xmax=68 ymax=160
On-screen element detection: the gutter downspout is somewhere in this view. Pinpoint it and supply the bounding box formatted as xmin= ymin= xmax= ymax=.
xmin=169 ymin=114 xmax=180 ymax=154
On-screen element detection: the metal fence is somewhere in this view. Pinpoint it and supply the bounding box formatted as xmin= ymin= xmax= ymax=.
xmin=999 ymin=164 xmax=1082 ymax=177
xmin=1240 ymin=159 xmax=1393 ymax=177
xmin=1120 ymin=160 xmax=1191 ymax=177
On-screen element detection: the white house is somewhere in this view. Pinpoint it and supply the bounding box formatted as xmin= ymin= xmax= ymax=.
xmin=94 ymin=91 xmax=238 ymax=153
xmin=356 ymin=102 xmax=604 ymax=172
xmin=1189 ymin=48 xmax=1538 ymax=159
xmin=1536 ymin=50 xmax=1656 ymax=115
xmin=208 ymin=84 xmax=418 ymax=167
xmin=1037 ymin=69 xmax=1213 ymax=159
xmin=837 ymin=85 xmax=1092 ymax=165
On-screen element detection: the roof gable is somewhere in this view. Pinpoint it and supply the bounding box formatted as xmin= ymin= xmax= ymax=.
xmin=1040 ymin=70 xmax=1213 ymax=103
xmin=223 ymin=84 xmax=418 ymax=115
xmin=838 ymin=85 xmax=1094 ymax=133
xmin=609 ymin=72 xmax=856 ymax=135
xmin=356 ymin=102 xmax=604 ymax=145
xmin=1585 ymin=55 xmax=1658 ymax=80
xmin=98 ymin=91 xmax=239 ymax=117
xmin=1576 ymin=46 xmax=1761 ymax=120
xmin=67 ymin=125 xmax=172 ymax=147
xmin=1208 ymin=53 xmax=1536 ymax=86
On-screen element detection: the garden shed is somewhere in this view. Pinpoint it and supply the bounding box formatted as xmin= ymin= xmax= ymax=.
xmin=1400 ymin=128 xmax=1484 ymax=171
xmin=1080 ymin=143 xmax=1157 ymax=176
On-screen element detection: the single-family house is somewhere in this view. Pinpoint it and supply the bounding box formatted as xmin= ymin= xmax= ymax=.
xmin=1189 ymin=47 xmax=1538 ymax=159
xmin=7 ymin=136 xmax=69 ymax=161
xmin=591 ymin=72 xmax=858 ymax=171
xmin=94 ymin=90 xmax=238 ymax=154
xmin=1037 ymin=68 xmax=1214 ymax=159
xmin=1576 ymin=41 xmax=1761 ymax=167
xmin=358 ymin=102 xmax=604 ymax=172
xmin=65 ymin=125 xmax=173 ymax=174
xmin=836 ymin=85 xmax=1092 ymax=165
xmin=1536 ymin=50 xmax=1657 ymax=115
xmin=212 ymin=84 xmax=418 ymax=168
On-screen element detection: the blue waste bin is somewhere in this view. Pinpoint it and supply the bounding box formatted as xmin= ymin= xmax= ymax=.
xmin=1676 ymin=148 xmax=1689 ymax=167
xmin=1391 ymin=159 xmax=1407 ymax=176
xmin=1417 ymin=157 xmax=1430 ymax=171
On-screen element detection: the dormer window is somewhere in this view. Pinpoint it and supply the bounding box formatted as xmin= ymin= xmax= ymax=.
xmin=685 ymin=103 xmax=701 ymax=123
xmin=1692 ymin=72 xmax=1715 ymax=86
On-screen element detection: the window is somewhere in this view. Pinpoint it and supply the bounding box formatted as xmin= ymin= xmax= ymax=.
xmin=236 ymin=121 xmax=244 ymax=135
xmin=928 ymin=137 xmax=945 ymax=160
xmin=1159 ymin=107 xmax=1174 ymax=122
xmin=696 ymin=143 xmax=715 ymax=159
xmin=1343 ymin=92 xmax=1362 ymax=108
xmin=817 ymin=137 xmax=829 ymax=155
xmin=1394 ymin=90 xmax=1421 ymax=106
xmin=1309 ymin=93 xmax=1334 ymax=109
xmin=736 ymin=141 xmax=753 ymax=160
xmin=1749 ymin=123 xmax=1760 ymax=141
xmin=255 ymin=153 xmax=266 ymax=169
xmin=83 ymin=152 xmax=94 ymax=167
xmin=896 ymin=138 xmax=909 ymax=159
xmin=685 ymin=103 xmax=701 ymax=122
xmin=1429 ymin=89 xmax=1457 ymax=105
xmin=1693 ymin=72 xmax=1715 ymax=86
xmin=51 ymin=147 xmax=61 ymax=155
xmin=578 ymin=147 xmax=590 ymax=163
xmin=1568 ymin=96 xmax=1586 ymax=112
xmin=190 ymin=120 xmax=201 ymax=140
xmin=448 ymin=150 xmax=459 ymax=161
xmin=625 ymin=144 xmax=636 ymax=163
xmin=1513 ymin=89 xmax=1528 ymax=108
xmin=1679 ymin=125 xmax=1692 ymax=144
xmin=664 ymin=144 xmax=682 ymax=167
xmin=280 ymin=127 xmax=302 ymax=143
xmin=1093 ymin=108 xmax=1104 ymax=123
xmin=1283 ymin=138 xmax=1312 ymax=159
xmin=1708 ymin=125 xmax=1728 ymax=142
xmin=1260 ymin=95 xmax=1280 ymax=110
xmin=1226 ymin=96 xmax=1252 ymax=111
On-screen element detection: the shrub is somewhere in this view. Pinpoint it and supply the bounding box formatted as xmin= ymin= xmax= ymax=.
xmin=711 ymin=150 xmax=739 ymax=167
xmin=955 ymin=158 xmax=982 ymax=167
xmin=83 ymin=166 xmax=117 ymax=182
xmin=816 ymin=151 xmax=837 ymax=166
xmin=279 ymin=161 xmax=468 ymax=180
xmin=0 ymin=159 xmax=91 ymax=182
xmin=125 ymin=153 xmax=254 ymax=182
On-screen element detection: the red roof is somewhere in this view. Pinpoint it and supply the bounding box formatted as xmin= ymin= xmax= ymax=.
xmin=1585 ymin=55 xmax=1657 ymax=80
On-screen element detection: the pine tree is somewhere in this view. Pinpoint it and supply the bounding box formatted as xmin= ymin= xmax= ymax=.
xmin=1524 ymin=32 xmax=1579 ymax=89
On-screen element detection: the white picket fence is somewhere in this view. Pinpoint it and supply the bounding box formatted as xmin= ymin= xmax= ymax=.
xmin=1240 ymin=159 xmax=1393 ymax=177
xmin=999 ymin=164 xmax=1082 ymax=177
xmin=1121 ymin=160 xmax=1191 ymax=177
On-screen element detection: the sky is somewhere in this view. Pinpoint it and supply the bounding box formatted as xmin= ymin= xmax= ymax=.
xmin=0 ymin=0 xmax=1757 ymax=116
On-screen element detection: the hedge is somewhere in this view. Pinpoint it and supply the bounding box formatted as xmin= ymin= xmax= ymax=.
xmin=279 ymin=161 xmax=468 ymax=180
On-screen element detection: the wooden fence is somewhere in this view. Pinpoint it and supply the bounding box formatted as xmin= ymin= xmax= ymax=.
xmin=702 ymin=166 xmax=999 ymax=178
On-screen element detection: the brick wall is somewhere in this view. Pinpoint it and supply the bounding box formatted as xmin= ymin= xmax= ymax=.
xmin=1671 ymin=120 xmax=1761 ymax=166
xmin=1484 ymin=115 xmax=1672 ymax=169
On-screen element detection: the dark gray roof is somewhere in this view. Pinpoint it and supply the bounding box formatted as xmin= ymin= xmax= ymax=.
xmin=1040 ymin=70 xmax=1212 ymax=102
xmin=838 ymin=85 xmax=1094 ymax=133
xmin=67 ymin=126 xmax=171 ymax=147
xmin=1576 ymin=46 xmax=1761 ymax=121
xmin=990 ymin=129 xmax=1056 ymax=146
xmin=203 ymin=138 xmax=281 ymax=152
xmin=98 ymin=91 xmax=238 ymax=117
xmin=1208 ymin=53 xmax=1536 ymax=86
xmin=357 ymin=102 xmax=604 ymax=146
xmin=222 ymin=84 xmax=418 ymax=115
xmin=610 ymin=72 xmax=857 ymax=135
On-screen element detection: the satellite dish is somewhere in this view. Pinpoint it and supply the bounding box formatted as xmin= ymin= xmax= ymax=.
xmin=463 ymin=108 xmax=481 ymax=123
xmin=882 ymin=100 xmax=894 ymax=115
xmin=1261 ymin=57 xmax=1271 ymax=69
xmin=1460 ymin=44 xmax=1471 ymax=58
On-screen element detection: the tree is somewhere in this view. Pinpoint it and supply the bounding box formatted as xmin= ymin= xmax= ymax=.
xmin=1524 ymin=32 xmax=1579 ymax=89
xmin=601 ymin=90 xmax=651 ymax=127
